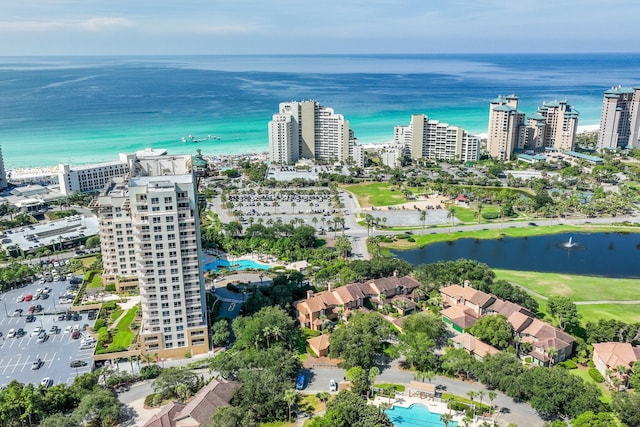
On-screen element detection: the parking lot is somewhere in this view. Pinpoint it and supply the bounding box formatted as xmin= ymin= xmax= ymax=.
xmin=0 ymin=279 xmax=96 ymax=388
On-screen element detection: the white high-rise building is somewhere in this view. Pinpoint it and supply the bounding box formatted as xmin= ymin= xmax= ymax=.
xmin=95 ymin=154 xmax=209 ymax=359
xmin=536 ymin=100 xmax=579 ymax=152
xmin=598 ymin=85 xmax=640 ymax=150
xmin=268 ymin=101 xmax=363 ymax=166
xmin=395 ymin=114 xmax=480 ymax=162
xmin=0 ymin=146 xmax=7 ymax=190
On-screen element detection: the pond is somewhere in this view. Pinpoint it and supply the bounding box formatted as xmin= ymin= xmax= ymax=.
xmin=392 ymin=232 xmax=640 ymax=278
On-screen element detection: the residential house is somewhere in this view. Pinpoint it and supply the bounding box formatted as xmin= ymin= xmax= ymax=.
xmin=295 ymin=274 xmax=420 ymax=331
xmin=143 ymin=378 xmax=241 ymax=427
xmin=440 ymin=283 xmax=574 ymax=365
xmin=307 ymin=334 xmax=330 ymax=357
xmin=451 ymin=333 xmax=500 ymax=361
xmin=593 ymin=342 xmax=640 ymax=386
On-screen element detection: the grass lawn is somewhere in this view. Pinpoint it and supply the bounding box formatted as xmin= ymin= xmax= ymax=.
xmin=87 ymin=272 xmax=103 ymax=289
xmin=568 ymin=368 xmax=611 ymax=403
xmin=342 ymin=182 xmax=409 ymax=207
xmin=79 ymin=256 xmax=98 ymax=268
xmin=108 ymin=306 xmax=138 ymax=350
xmin=494 ymin=269 xmax=640 ymax=302
xmin=575 ymin=304 xmax=640 ymax=324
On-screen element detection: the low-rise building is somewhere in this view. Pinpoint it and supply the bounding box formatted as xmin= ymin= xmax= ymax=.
xmin=593 ymin=342 xmax=640 ymax=386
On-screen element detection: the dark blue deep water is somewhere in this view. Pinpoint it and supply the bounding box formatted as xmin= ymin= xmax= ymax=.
xmin=392 ymin=232 xmax=640 ymax=278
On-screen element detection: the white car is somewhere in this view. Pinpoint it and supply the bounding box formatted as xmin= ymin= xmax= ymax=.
xmin=329 ymin=379 xmax=338 ymax=392
xmin=64 ymin=325 xmax=73 ymax=334
xmin=31 ymin=326 xmax=43 ymax=337
xmin=16 ymin=295 xmax=24 ymax=303
xmin=40 ymin=377 xmax=51 ymax=388
xmin=7 ymin=329 xmax=16 ymax=339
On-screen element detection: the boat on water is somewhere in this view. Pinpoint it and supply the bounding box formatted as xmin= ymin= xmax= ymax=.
xmin=181 ymin=134 xmax=220 ymax=143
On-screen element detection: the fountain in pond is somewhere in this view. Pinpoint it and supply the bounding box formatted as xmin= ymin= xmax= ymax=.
xmin=563 ymin=236 xmax=578 ymax=248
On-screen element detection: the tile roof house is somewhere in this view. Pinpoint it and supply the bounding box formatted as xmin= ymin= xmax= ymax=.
xmin=143 ymin=378 xmax=241 ymax=427
xmin=451 ymin=332 xmax=500 ymax=360
xmin=295 ymin=274 xmax=420 ymax=331
xmin=307 ymin=334 xmax=330 ymax=357
xmin=593 ymin=342 xmax=640 ymax=387
xmin=440 ymin=283 xmax=574 ymax=365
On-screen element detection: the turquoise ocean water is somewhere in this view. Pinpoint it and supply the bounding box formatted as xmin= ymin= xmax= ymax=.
xmin=2 ymin=53 xmax=640 ymax=169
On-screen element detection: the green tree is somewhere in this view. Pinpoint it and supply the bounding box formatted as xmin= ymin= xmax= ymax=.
xmin=212 ymin=319 xmax=231 ymax=347
xmin=398 ymin=312 xmax=446 ymax=371
xmin=72 ymin=388 xmax=122 ymax=427
xmin=334 ymin=235 xmax=352 ymax=259
xmin=152 ymin=367 xmax=200 ymax=400
xmin=440 ymin=347 xmax=476 ymax=380
xmin=39 ymin=413 xmax=81 ymax=427
xmin=210 ymin=406 xmax=259 ymax=427
xmin=309 ymin=390 xmax=393 ymax=427
xmin=612 ymin=391 xmax=640 ymax=426
xmin=571 ymin=411 xmax=618 ymax=427
xmin=283 ymin=389 xmax=299 ymax=422
xmin=468 ymin=314 xmax=514 ymax=350
xmin=345 ymin=366 xmax=369 ymax=397
xmin=329 ymin=312 xmax=392 ymax=371
xmin=547 ymin=296 xmax=581 ymax=333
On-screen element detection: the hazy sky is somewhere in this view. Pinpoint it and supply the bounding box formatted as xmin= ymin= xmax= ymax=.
xmin=1 ymin=0 xmax=639 ymax=56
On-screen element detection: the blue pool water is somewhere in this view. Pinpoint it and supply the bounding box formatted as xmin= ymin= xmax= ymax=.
xmin=385 ymin=404 xmax=458 ymax=427
xmin=203 ymin=259 xmax=271 ymax=272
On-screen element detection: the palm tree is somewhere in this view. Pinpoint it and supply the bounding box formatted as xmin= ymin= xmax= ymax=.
xmin=446 ymin=205 xmax=457 ymax=233
xmin=547 ymin=347 xmax=559 ymax=366
xmin=272 ymin=201 xmax=280 ymax=214
xmin=476 ymin=202 xmax=484 ymax=224
xmin=283 ymin=388 xmax=298 ymax=422
xmin=312 ymin=217 xmax=318 ymax=231
xmin=488 ymin=390 xmax=497 ymax=423
xmin=440 ymin=412 xmax=454 ymax=427
xmin=467 ymin=390 xmax=477 ymax=417
xmin=419 ymin=209 xmax=427 ymax=234
xmin=477 ymin=390 xmax=485 ymax=416
xmin=291 ymin=201 xmax=296 ymax=214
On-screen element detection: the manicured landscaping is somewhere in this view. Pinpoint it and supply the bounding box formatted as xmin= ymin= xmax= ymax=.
xmin=107 ymin=306 xmax=138 ymax=351
xmin=575 ymin=303 xmax=640 ymax=324
xmin=494 ymin=269 xmax=640 ymax=302
xmin=568 ymin=368 xmax=611 ymax=403
xmin=343 ymin=182 xmax=411 ymax=207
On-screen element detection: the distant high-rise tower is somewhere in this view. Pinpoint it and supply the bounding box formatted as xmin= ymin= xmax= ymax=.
xmin=0 ymin=146 xmax=8 ymax=190
xmin=95 ymin=154 xmax=209 ymax=359
xmin=487 ymin=95 xmax=525 ymax=160
xmin=488 ymin=95 xmax=579 ymax=159
xmin=268 ymin=101 xmax=363 ymax=166
xmin=394 ymin=114 xmax=479 ymax=162
xmin=598 ymin=86 xmax=640 ymax=150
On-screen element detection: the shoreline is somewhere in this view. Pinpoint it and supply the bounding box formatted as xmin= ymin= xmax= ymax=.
xmin=5 ymin=124 xmax=602 ymax=181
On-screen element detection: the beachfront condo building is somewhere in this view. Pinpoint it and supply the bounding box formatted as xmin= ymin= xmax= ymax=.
xmin=94 ymin=154 xmax=209 ymax=359
xmin=58 ymin=148 xmax=168 ymax=196
xmin=487 ymin=95 xmax=579 ymax=160
xmin=0 ymin=146 xmax=7 ymax=190
xmin=394 ymin=114 xmax=480 ymax=163
xmin=268 ymin=101 xmax=364 ymax=167
xmin=598 ymin=85 xmax=640 ymax=151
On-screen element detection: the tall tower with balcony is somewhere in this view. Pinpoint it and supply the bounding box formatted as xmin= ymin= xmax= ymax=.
xmin=95 ymin=154 xmax=209 ymax=359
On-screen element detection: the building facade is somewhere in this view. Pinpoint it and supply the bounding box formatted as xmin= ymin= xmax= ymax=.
xmin=268 ymin=101 xmax=363 ymax=166
xmin=95 ymin=154 xmax=209 ymax=359
xmin=394 ymin=114 xmax=480 ymax=163
xmin=598 ymin=85 xmax=640 ymax=150
xmin=0 ymin=146 xmax=7 ymax=190
xmin=488 ymin=95 xmax=579 ymax=159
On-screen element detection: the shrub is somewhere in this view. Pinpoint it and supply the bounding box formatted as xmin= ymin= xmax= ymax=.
xmin=482 ymin=212 xmax=500 ymax=220
xmin=449 ymin=402 xmax=470 ymax=412
xmin=144 ymin=393 xmax=162 ymax=407
xmin=407 ymin=237 xmax=416 ymax=242
xmin=226 ymin=283 xmax=241 ymax=293
xmin=558 ymin=360 xmax=577 ymax=369
xmin=105 ymin=283 xmax=116 ymax=292
xmin=381 ymin=237 xmax=394 ymax=243
xmin=588 ymin=368 xmax=605 ymax=383
xmin=140 ymin=364 xmax=162 ymax=380
xmin=94 ymin=318 xmax=106 ymax=330
xmin=395 ymin=234 xmax=410 ymax=240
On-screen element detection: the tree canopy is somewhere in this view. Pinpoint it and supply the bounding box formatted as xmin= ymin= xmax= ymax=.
xmin=468 ymin=314 xmax=514 ymax=350
xmin=308 ymin=390 xmax=393 ymax=427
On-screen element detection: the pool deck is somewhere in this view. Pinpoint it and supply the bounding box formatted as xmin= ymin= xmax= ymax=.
xmin=372 ymin=395 xmax=492 ymax=426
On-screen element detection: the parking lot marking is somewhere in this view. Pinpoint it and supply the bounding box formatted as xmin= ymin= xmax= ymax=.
xmin=47 ymin=352 xmax=57 ymax=369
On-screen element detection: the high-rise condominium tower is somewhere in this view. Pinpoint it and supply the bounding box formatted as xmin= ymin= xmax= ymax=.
xmin=598 ymin=86 xmax=640 ymax=150
xmin=95 ymin=154 xmax=209 ymax=359
xmin=268 ymin=101 xmax=363 ymax=166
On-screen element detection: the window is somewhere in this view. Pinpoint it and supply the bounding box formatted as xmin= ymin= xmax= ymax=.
xmin=151 ymin=197 xmax=159 ymax=205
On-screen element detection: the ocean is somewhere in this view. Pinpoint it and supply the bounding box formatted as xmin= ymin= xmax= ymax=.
xmin=2 ymin=53 xmax=640 ymax=169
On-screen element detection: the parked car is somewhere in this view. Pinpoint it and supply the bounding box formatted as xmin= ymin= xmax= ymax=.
xmin=31 ymin=326 xmax=43 ymax=337
xmin=27 ymin=306 xmax=36 ymax=314
xmin=40 ymin=378 xmax=52 ymax=388
xmin=296 ymin=374 xmax=306 ymax=390
xmin=7 ymin=329 xmax=16 ymax=338
xmin=24 ymin=294 xmax=33 ymax=302
xmin=31 ymin=358 xmax=42 ymax=370
xmin=70 ymin=360 xmax=88 ymax=368
xmin=16 ymin=295 xmax=24 ymax=303
xmin=13 ymin=308 xmax=23 ymax=316
xmin=49 ymin=325 xmax=59 ymax=334
xmin=64 ymin=326 xmax=73 ymax=334
xmin=37 ymin=333 xmax=48 ymax=343
xmin=25 ymin=315 xmax=35 ymax=323
xmin=16 ymin=328 xmax=24 ymax=337
xmin=329 ymin=379 xmax=338 ymax=392
xmin=71 ymin=330 xmax=81 ymax=339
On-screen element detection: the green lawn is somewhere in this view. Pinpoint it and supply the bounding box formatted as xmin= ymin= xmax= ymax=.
xmin=568 ymin=368 xmax=611 ymax=403
xmin=495 ymin=269 xmax=640 ymax=323
xmin=343 ymin=182 xmax=410 ymax=207
xmin=87 ymin=272 xmax=103 ymax=289
xmin=494 ymin=269 xmax=640 ymax=302
xmin=108 ymin=306 xmax=138 ymax=350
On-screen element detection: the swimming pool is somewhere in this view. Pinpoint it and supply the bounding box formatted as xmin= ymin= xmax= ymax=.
xmin=385 ymin=403 xmax=458 ymax=427
xmin=203 ymin=259 xmax=271 ymax=272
